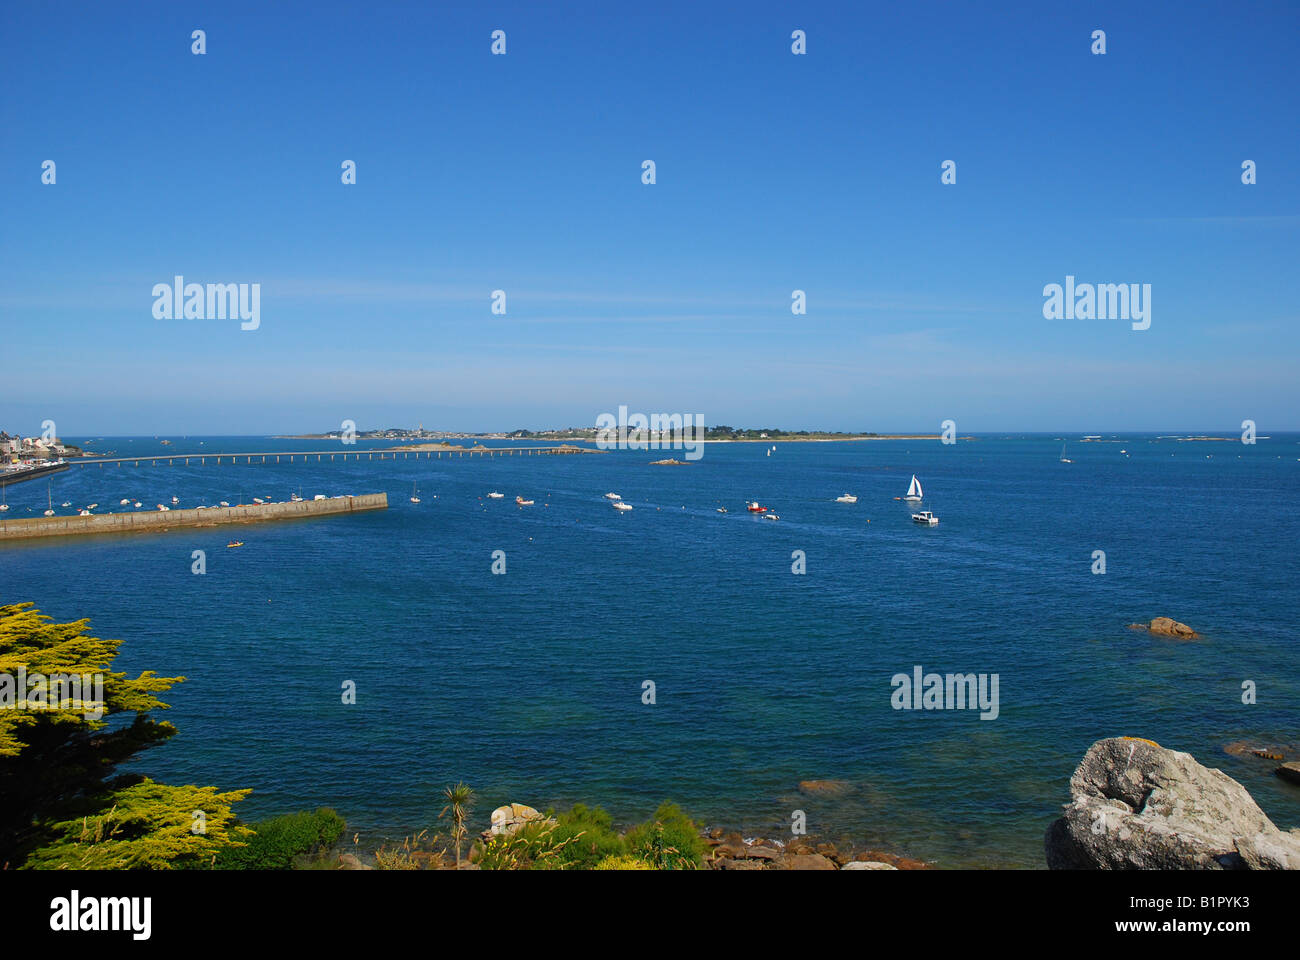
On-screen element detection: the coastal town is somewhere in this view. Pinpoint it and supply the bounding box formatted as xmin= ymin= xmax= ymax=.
xmin=0 ymin=430 xmax=88 ymax=486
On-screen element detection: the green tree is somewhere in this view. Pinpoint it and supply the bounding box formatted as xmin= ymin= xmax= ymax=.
xmin=0 ymin=602 xmax=250 ymax=868
xmin=440 ymin=782 xmax=474 ymax=867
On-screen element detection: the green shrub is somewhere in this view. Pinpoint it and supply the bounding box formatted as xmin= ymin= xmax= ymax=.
xmin=548 ymin=804 xmax=626 ymax=869
xmin=625 ymin=801 xmax=706 ymax=870
xmin=211 ymin=808 xmax=345 ymax=870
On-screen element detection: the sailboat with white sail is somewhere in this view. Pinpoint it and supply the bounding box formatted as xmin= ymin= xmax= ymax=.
xmin=903 ymin=475 xmax=923 ymax=502
xmin=1059 ymin=443 xmax=1072 ymax=463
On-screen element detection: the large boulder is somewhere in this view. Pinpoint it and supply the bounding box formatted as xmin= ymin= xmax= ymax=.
xmin=1045 ymin=737 xmax=1300 ymax=869
xmin=1128 ymin=617 xmax=1199 ymax=640
xmin=485 ymin=802 xmax=552 ymax=838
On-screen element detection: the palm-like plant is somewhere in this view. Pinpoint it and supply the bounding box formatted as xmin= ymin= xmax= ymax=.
xmin=439 ymin=783 xmax=475 ymax=866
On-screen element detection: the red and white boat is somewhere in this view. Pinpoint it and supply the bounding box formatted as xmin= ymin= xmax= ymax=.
xmin=516 ymin=496 xmax=534 ymax=506
xmin=746 ymin=501 xmax=768 ymax=513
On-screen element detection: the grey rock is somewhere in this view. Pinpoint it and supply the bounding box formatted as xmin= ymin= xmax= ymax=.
xmin=1046 ymin=737 xmax=1298 ymax=870
xmin=842 ymin=860 xmax=898 ymax=870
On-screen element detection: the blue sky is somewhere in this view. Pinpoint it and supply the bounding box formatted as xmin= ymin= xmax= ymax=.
xmin=2 ymin=1 xmax=1297 ymax=434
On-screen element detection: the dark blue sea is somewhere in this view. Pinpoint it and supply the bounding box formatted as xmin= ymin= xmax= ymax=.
xmin=3 ymin=433 xmax=1297 ymax=867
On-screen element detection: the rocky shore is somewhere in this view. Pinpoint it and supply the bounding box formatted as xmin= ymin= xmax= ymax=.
xmin=699 ymin=831 xmax=929 ymax=870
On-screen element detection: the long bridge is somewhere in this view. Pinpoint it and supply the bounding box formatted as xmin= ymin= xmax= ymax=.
xmin=69 ymin=445 xmax=603 ymax=468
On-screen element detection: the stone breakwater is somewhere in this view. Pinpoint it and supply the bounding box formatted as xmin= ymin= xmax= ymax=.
xmin=0 ymin=494 xmax=388 ymax=542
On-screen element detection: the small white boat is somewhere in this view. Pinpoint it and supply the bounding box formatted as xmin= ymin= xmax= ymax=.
xmin=133 ymin=501 xmax=142 ymax=508
xmin=1059 ymin=443 xmax=1072 ymax=463
xmin=835 ymin=493 xmax=857 ymax=503
xmin=410 ymin=482 xmax=421 ymax=504
xmin=911 ymin=510 xmax=939 ymax=526
xmin=61 ymin=501 xmax=72 ymax=508
xmin=604 ymin=492 xmax=622 ymax=500
xmin=763 ymin=513 xmax=779 ymax=521
xmin=612 ymin=501 xmax=633 ymax=511
xmin=313 ymin=494 xmax=327 ymax=500
xmin=87 ymin=503 xmax=98 ymax=510
xmin=219 ymin=501 xmax=230 ymax=507
xmin=716 ymin=507 xmax=727 ymax=513
xmin=290 ymin=493 xmax=303 ymax=502
xmin=156 ymin=504 xmax=169 ymax=511
xmin=171 ymin=496 xmax=179 ymax=504
xmin=253 ymin=497 xmax=265 ymax=504
xmin=903 ymin=476 xmax=923 ymax=502
xmin=43 ymin=508 xmax=55 ymax=516
xmin=78 ymin=509 xmax=91 ymax=516
xmin=119 ymin=498 xmax=130 ymax=505
xmin=516 ymin=496 xmax=534 ymax=506
xmin=487 ymin=491 xmax=505 ymax=499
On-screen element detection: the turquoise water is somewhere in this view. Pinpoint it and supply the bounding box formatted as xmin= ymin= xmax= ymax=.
xmin=3 ymin=434 xmax=1298 ymax=867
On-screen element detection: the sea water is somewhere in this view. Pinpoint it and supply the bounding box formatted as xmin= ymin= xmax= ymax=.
xmin=2 ymin=433 xmax=1296 ymax=867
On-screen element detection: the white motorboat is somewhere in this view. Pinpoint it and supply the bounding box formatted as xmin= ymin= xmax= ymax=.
xmin=612 ymin=501 xmax=633 ymax=511
xmin=516 ymin=496 xmax=534 ymax=506
xmin=604 ymin=492 xmax=622 ymax=500
xmin=763 ymin=513 xmax=779 ymax=521
xmin=903 ymin=475 xmax=923 ymax=502
xmin=487 ymin=491 xmax=505 ymax=499
xmin=835 ymin=493 xmax=857 ymax=503
xmin=911 ymin=510 xmax=939 ymax=526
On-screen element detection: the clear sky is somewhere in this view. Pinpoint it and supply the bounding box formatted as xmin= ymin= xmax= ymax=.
xmin=2 ymin=1 xmax=1296 ymax=434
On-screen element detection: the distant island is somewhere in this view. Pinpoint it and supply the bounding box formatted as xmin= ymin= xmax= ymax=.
xmin=280 ymin=425 xmax=948 ymax=443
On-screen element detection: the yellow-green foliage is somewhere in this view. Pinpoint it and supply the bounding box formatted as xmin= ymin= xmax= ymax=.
xmin=373 ymin=829 xmax=445 ymax=870
xmin=22 ymin=779 xmax=251 ymax=870
xmin=1 ymin=603 xmax=251 ymax=869
xmin=0 ymin=602 xmax=181 ymax=758
xmin=593 ymin=854 xmax=653 ymax=870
